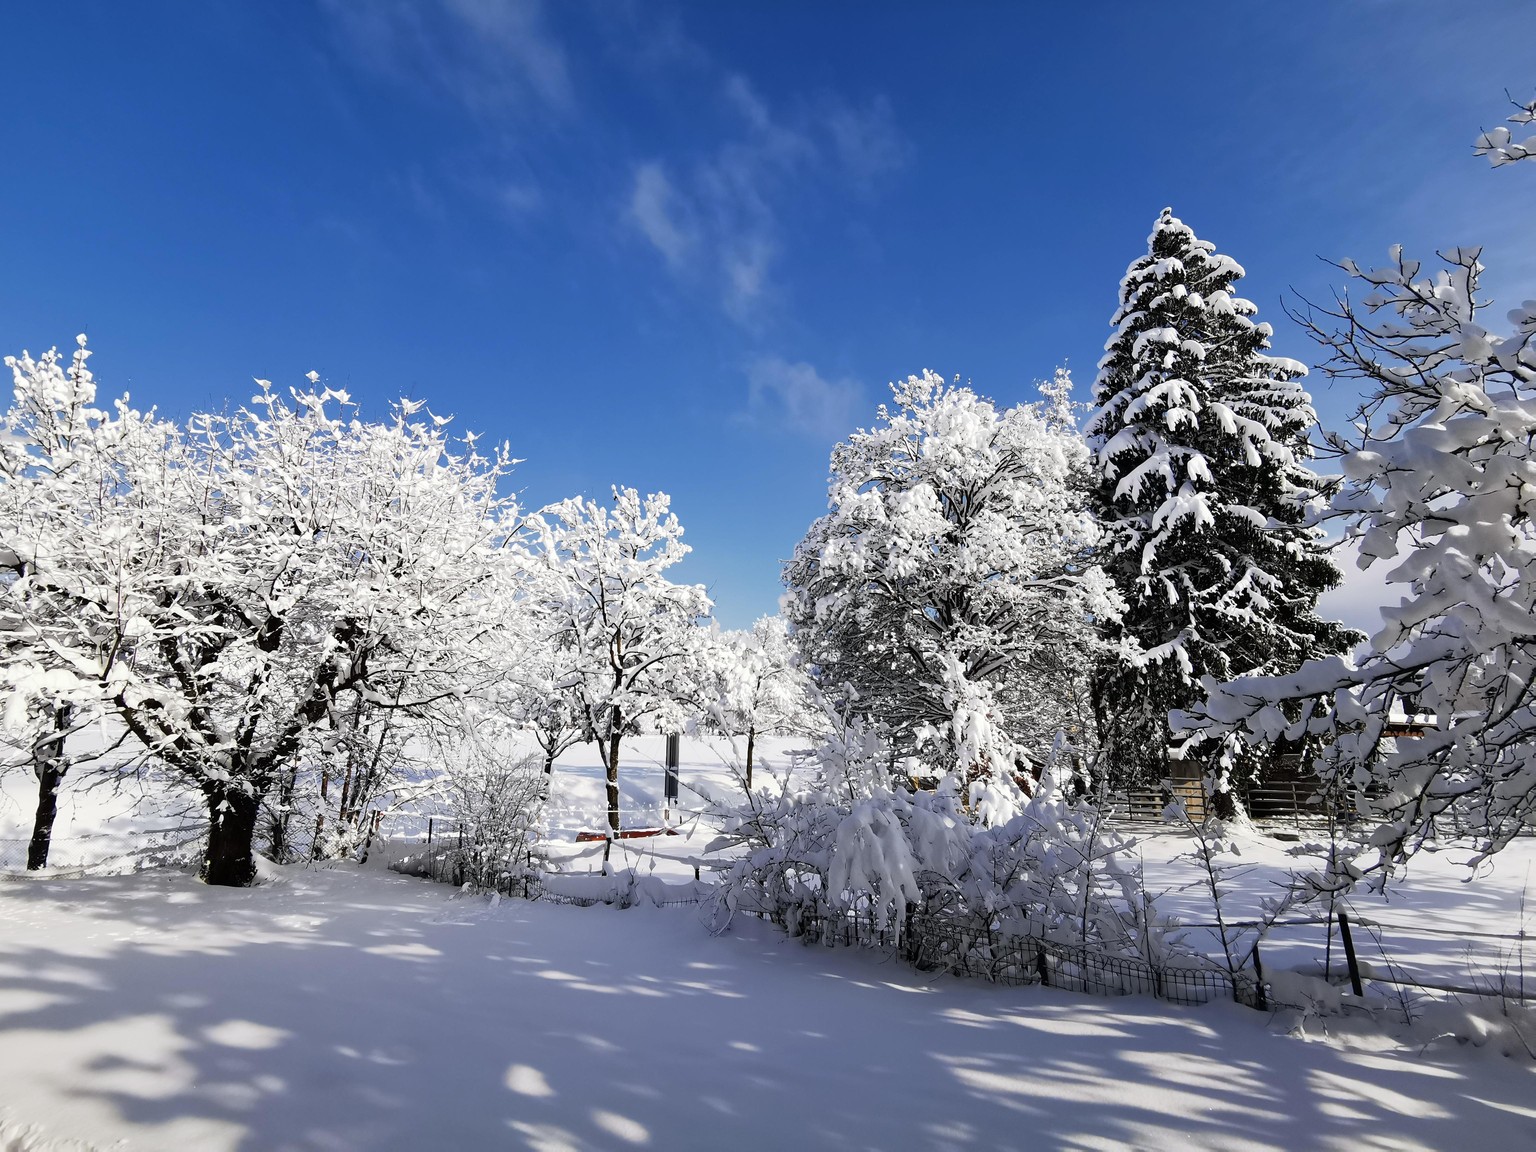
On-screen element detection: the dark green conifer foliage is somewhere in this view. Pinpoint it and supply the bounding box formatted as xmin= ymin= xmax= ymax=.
xmin=1087 ymin=209 xmax=1358 ymax=803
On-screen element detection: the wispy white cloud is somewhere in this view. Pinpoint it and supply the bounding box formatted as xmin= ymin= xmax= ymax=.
xmin=441 ymin=0 xmax=571 ymax=111
xmin=722 ymin=237 xmax=774 ymax=324
xmin=623 ymin=74 xmax=909 ymax=330
xmin=627 ymin=162 xmax=697 ymax=270
xmin=498 ymin=180 xmax=544 ymax=221
xmin=744 ymin=356 xmax=865 ymax=441
xmin=592 ymin=3 xmax=712 ymax=76
xmin=826 ymin=95 xmax=909 ymax=190
xmin=321 ymin=0 xmax=572 ymax=117
xmin=322 ymin=0 xmax=570 ymax=234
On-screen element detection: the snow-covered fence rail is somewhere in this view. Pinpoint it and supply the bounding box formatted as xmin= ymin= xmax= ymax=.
xmin=1105 ymin=783 xmax=1351 ymax=828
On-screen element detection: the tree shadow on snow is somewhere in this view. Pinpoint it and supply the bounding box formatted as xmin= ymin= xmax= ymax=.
xmin=0 ymin=867 xmax=1533 ymax=1151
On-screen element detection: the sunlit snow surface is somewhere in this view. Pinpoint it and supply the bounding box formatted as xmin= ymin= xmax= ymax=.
xmin=2 ymin=737 xmax=1534 ymax=1150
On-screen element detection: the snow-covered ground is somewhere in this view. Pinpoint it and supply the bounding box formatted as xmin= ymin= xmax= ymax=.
xmin=1 ymin=856 xmax=1534 ymax=1152
xmin=3 ymin=736 xmax=1535 ymax=1149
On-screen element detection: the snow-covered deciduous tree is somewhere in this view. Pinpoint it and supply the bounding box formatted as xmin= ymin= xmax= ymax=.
xmin=1190 ymin=244 xmax=1536 ymax=871
xmin=707 ymin=615 xmax=820 ymax=790
xmin=474 ymin=578 xmax=588 ymax=781
xmin=1087 ymin=209 xmax=1357 ymax=806
xmin=527 ymin=487 xmax=712 ymax=833
xmin=784 ymin=369 xmax=1116 ymax=820
xmin=1186 ymin=100 xmax=1536 ymax=878
xmin=0 ymin=347 xmax=521 ymax=885
xmin=0 ymin=337 xmax=146 ymax=867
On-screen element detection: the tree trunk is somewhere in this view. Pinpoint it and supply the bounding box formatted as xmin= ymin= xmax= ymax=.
xmin=745 ymin=726 xmax=756 ymax=792
xmin=26 ymin=704 xmax=73 ymax=871
xmin=1207 ymin=771 xmax=1240 ymax=823
xmin=605 ymin=729 xmax=622 ymax=834
xmin=27 ymin=762 xmax=63 ymax=870
xmin=202 ymin=787 xmax=262 ymax=887
xmin=268 ymin=764 xmax=298 ymax=863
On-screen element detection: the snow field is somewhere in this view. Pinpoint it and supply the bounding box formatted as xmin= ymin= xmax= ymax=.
xmin=2 ymin=857 xmax=1535 ymax=1152
xmin=3 ymin=735 xmax=1536 ymax=1148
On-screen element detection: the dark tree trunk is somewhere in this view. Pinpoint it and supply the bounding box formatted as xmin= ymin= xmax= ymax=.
xmin=745 ymin=726 xmax=756 ymax=791
xmin=539 ymin=748 xmax=556 ymax=804
xmin=311 ymin=767 xmax=329 ymax=861
xmin=26 ymin=704 xmax=73 ymax=871
xmin=202 ymin=787 xmax=262 ymax=887
xmin=1207 ymin=773 xmax=1240 ymax=823
xmin=27 ymin=763 xmax=63 ymax=870
xmin=605 ymin=729 xmax=622 ymax=834
xmin=268 ymin=764 xmax=299 ymax=863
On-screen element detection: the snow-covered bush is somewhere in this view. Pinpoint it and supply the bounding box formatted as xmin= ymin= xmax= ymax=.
xmin=435 ymin=746 xmax=547 ymax=893
xmin=710 ymin=725 xmax=1152 ymax=970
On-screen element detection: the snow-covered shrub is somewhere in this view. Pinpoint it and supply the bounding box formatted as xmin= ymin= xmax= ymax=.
xmin=710 ymin=726 xmax=1154 ymax=970
xmin=436 ymin=746 xmax=547 ymax=893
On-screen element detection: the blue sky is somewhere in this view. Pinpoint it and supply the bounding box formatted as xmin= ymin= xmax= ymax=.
xmin=3 ymin=2 xmax=1533 ymax=630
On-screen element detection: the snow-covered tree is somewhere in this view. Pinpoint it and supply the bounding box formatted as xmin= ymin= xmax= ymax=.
xmin=0 ymin=338 xmax=145 ymax=867
xmin=527 ymin=487 xmax=712 ymax=833
xmin=1087 ymin=209 xmax=1357 ymax=805
xmin=784 ymin=370 xmax=1117 ymax=819
xmin=0 ymin=347 xmax=521 ymax=885
xmin=708 ymin=615 xmax=820 ymax=789
xmin=1188 ymin=98 xmax=1536 ymax=876
xmin=1192 ymin=259 xmax=1536 ymax=871
xmin=502 ymin=620 xmax=589 ymax=779
xmin=461 ymin=562 xmax=588 ymax=783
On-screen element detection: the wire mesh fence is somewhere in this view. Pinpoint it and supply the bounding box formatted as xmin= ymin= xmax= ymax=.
xmin=0 ymin=826 xmax=206 ymax=879
xmin=394 ymin=831 xmax=1267 ymax=1010
xmin=761 ymin=905 xmax=1266 ymax=1008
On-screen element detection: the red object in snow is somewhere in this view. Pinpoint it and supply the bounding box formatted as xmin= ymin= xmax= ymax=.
xmin=574 ymin=828 xmax=681 ymax=842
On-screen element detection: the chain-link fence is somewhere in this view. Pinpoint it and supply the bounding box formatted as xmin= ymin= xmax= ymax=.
xmin=0 ymin=826 xmax=206 ymax=878
xmin=756 ymin=905 xmax=1266 ymax=1008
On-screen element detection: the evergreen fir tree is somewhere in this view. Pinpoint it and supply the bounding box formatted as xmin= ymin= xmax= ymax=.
xmin=1087 ymin=208 xmax=1358 ymax=807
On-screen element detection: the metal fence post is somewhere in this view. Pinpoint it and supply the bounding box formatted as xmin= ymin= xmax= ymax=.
xmin=1338 ymin=911 xmax=1364 ymax=996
